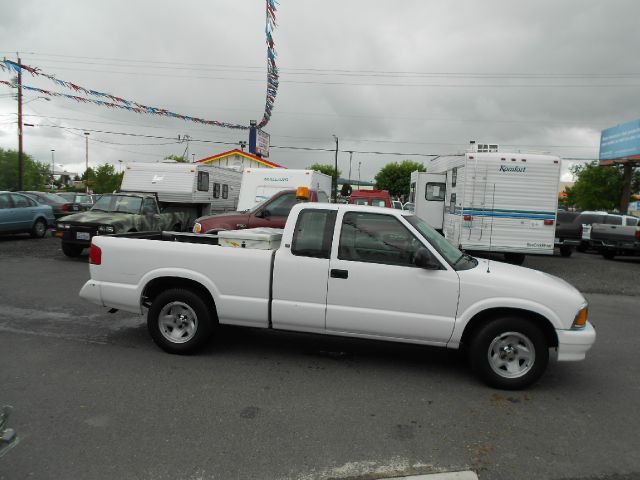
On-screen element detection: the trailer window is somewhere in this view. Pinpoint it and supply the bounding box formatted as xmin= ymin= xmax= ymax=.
xmin=291 ymin=209 xmax=337 ymax=259
xmin=451 ymin=168 xmax=457 ymax=187
xmin=197 ymin=172 xmax=209 ymax=192
xmin=222 ymin=184 xmax=229 ymax=199
xmin=426 ymin=183 xmax=446 ymax=201
xmin=213 ymin=183 xmax=220 ymax=198
xmin=449 ymin=193 xmax=457 ymax=212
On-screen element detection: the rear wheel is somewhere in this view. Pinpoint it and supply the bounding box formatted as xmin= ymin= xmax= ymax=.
xmin=147 ymin=288 xmax=213 ymax=354
xmin=468 ymin=316 xmax=549 ymax=390
xmin=602 ymin=250 xmax=615 ymax=260
xmin=30 ymin=219 xmax=47 ymax=238
xmin=504 ymin=253 xmax=525 ymax=265
xmin=559 ymin=245 xmax=572 ymax=257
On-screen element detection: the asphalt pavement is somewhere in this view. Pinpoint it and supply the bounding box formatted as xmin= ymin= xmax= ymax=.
xmin=0 ymin=234 xmax=639 ymax=480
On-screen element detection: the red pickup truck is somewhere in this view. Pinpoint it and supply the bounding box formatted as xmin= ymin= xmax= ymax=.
xmin=193 ymin=188 xmax=328 ymax=234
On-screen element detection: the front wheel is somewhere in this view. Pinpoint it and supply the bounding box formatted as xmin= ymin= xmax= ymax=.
xmin=468 ymin=317 xmax=549 ymax=390
xmin=61 ymin=242 xmax=84 ymax=257
xmin=30 ymin=219 xmax=47 ymax=238
xmin=147 ymin=288 xmax=213 ymax=354
xmin=602 ymin=250 xmax=615 ymax=260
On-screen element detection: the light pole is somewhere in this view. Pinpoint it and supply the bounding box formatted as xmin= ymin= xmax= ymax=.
xmin=84 ymin=132 xmax=90 ymax=193
xmin=348 ymin=151 xmax=353 ymax=183
xmin=358 ymin=161 xmax=362 ymax=190
xmin=50 ymin=149 xmax=55 ymax=188
xmin=332 ymin=135 xmax=339 ymax=202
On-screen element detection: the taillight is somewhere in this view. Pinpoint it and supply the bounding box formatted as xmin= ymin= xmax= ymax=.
xmin=544 ymin=219 xmax=554 ymax=225
xmin=636 ymin=230 xmax=640 ymax=241
xmin=61 ymin=204 xmax=70 ymax=212
xmin=89 ymin=243 xmax=102 ymax=265
xmin=463 ymin=215 xmax=472 ymax=221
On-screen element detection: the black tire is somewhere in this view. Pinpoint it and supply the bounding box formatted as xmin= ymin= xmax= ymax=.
xmin=30 ymin=218 xmax=47 ymax=238
xmin=504 ymin=253 xmax=525 ymax=265
xmin=147 ymin=288 xmax=214 ymax=354
xmin=61 ymin=242 xmax=84 ymax=257
xmin=468 ymin=316 xmax=549 ymax=390
xmin=576 ymin=242 xmax=587 ymax=253
xmin=559 ymin=245 xmax=572 ymax=257
xmin=172 ymin=224 xmax=182 ymax=232
xmin=602 ymin=250 xmax=615 ymax=260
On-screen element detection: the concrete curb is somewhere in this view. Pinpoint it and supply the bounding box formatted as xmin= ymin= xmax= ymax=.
xmin=378 ymin=472 xmax=478 ymax=480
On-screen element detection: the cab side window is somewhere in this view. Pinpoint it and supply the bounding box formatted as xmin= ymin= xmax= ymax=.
xmin=10 ymin=193 xmax=31 ymax=208
xmin=291 ymin=209 xmax=337 ymax=259
xmin=266 ymin=193 xmax=299 ymax=217
xmin=338 ymin=212 xmax=421 ymax=266
xmin=142 ymin=198 xmax=157 ymax=214
xmin=0 ymin=193 xmax=11 ymax=209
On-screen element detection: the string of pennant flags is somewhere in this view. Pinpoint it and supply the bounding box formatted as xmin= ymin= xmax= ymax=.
xmin=0 ymin=0 xmax=279 ymax=130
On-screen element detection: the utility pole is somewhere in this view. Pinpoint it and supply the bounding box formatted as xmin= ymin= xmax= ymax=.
xmin=332 ymin=135 xmax=339 ymax=202
xmin=358 ymin=161 xmax=362 ymax=190
xmin=348 ymin=151 xmax=353 ymax=183
xmin=17 ymin=54 xmax=23 ymax=191
xmin=84 ymin=132 xmax=90 ymax=193
xmin=50 ymin=149 xmax=55 ymax=188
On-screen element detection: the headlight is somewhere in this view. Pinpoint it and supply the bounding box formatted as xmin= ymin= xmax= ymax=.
xmin=193 ymin=222 xmax=202 ymax=234
xmin=97 ymin=225 xmax=115 ymax=234
xmin=57 ymin=223 xmax=70 ymax=230
xmin=572 ymin=305 xmax=588 ymax=329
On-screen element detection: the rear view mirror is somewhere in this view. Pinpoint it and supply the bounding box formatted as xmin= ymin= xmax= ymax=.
xmin=414 ymin=247 xmax=441 ymax=270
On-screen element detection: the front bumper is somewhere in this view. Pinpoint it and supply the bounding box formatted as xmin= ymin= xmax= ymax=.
xmin=556 ymin=321 xmax=596 ymax=361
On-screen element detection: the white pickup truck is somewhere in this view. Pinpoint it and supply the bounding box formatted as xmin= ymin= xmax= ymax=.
xmin=80 ymin=203 xmax=595 ymax=389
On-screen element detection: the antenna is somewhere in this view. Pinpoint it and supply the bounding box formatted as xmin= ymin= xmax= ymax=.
xmin=487 ymin=183 xmax=496 ymax=273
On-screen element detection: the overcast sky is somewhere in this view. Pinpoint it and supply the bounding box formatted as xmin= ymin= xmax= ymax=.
xmin=1 ymin=0 xmax=638 ymax=183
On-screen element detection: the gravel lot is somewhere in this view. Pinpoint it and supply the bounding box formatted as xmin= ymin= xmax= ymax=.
xmin=2 ymin=231 xmax=637 ymax=297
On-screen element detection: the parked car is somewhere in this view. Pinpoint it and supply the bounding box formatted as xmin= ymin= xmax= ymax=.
xmin=591 ymin=222 xmax=640 ymax=259
xmin=403 ymin=202 xmax=415 ymax=212
xmin=392 ymin=200 xmax=403 ymax=210
xmin=56 ymin=192 xmax=95 ymax=211
xmin=19 ymin=191 xmax=83 ymax=219
xmin=578 ymin=211 xmax=638 ymax=251
xmin=554 ymin=210 xmax=581 ymax=257
xmin=0 ymin=191 xmax=55 ymax=238
xmin=348 ymin=190 xmax=392 ymax=208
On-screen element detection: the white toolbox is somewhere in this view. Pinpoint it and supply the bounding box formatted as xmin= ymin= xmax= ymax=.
xmin=217 ymin=228 xmax=284 ymax=250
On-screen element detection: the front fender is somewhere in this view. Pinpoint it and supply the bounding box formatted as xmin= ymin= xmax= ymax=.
xmin=448 ymin=297 xmax=563 ymax=348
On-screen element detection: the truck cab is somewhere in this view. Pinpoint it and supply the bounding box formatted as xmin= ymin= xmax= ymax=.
xmin=347 ymin=190 xmax=392 ymax=208
xmin=193 ymin=188 xmax=328 ymax=234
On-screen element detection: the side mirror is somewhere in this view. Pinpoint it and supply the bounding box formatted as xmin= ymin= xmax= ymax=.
xmin=256 ymin=209 xmax=271 ymax=219
xmin=414 ymin=247 xmax=441 ymax=270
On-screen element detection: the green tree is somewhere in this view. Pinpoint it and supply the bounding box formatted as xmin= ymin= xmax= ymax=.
xmin=374 ymin=160 xmax=426 ymax=198
xmin=0 ymin=148 xmax=50 ymax=191
xmin=91 ymin=164 xmax=123 ymax=194
xmin=164 ymin=154 xmax=188 ymax=163
xmin=569 ymin=162 xmax=627 ymax=211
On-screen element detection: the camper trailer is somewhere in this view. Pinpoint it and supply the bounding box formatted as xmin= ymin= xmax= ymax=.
xmin=410 ymin=144 xmax=561 ymax=264
xmin=120 ymin=161 xmax=242 ymax=217
xmin=236 ymin=168 xmax=332 ymax=211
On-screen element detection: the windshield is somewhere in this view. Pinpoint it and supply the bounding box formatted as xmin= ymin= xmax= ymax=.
xmin=404 ymin=214 xmax=465 ymax=266
xmin=91 ymin=194 xmax=143 ymax=214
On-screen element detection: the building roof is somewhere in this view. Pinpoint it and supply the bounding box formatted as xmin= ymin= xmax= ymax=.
xmin=195 ymin=149 xmax=284 ymax=168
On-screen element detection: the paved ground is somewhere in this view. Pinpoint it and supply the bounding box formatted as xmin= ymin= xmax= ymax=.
xmin=0 ymin=233 xmax=639 ymax=480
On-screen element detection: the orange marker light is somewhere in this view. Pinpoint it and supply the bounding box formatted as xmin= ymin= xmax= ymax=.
xmin=573 ymin=306 xmax=588 ymax=328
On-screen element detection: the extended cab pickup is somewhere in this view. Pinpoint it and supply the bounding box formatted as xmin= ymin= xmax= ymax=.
xmin=56 ymin=193 xmax=193 ymax=257
xmin=591 ymin=222 xmax=640 ymax=259
xmin=193 ymin=188 xmax=327 ymax=234
xmin=80 ymin=204 xmax=595 ymax=389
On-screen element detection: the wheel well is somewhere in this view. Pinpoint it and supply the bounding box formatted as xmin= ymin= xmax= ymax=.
xmin=142 ymin=277 xmax=218 ymax=321
xmin=460 ymin=307 xmax=558 ymax=349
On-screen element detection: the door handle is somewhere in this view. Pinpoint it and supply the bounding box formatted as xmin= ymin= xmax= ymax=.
xmin=330 ymin=269 xmax=348 ymax=279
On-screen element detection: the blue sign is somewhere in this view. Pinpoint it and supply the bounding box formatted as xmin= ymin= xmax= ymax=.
xmin=599 ymin=118 xmax=640 ymax=162
xmin=249 ymin=127 xmax=270 ymax=158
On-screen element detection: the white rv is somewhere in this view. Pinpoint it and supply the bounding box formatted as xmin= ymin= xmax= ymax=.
xmin=236 ymin=168 xmax=332 ymax=211
xmin=120 ymin=161 xmax=242 ymax=217
xmin=410 ymin=144 xmax=561 ymax=264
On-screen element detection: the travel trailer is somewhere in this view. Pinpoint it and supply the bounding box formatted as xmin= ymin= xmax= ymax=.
xmin=236 ymin=168 xmax=331 ymax=211
xmin=410 ymin=143 xmax=561 ymax=264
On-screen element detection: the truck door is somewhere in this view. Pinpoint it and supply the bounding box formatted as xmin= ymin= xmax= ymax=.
xmin=416 ymin=173 xmax=446 ymax=230
xmin=325 ymin=210 xmax=459 ymax=345
xmin=271 ymin=208 xmax=337 ymax=332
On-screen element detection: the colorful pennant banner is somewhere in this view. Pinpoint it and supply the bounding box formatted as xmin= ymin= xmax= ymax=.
xmin=0 ymin=0 xmax=279 ymax=130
